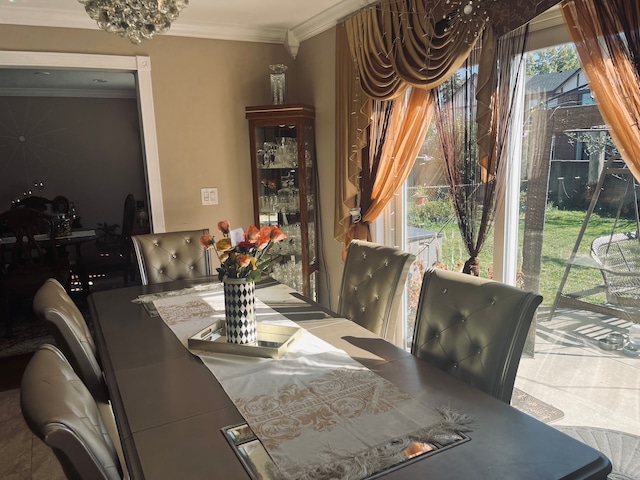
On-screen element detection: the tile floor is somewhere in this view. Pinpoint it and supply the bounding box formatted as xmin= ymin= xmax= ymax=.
xmin=0 ymin=388 xmax=64 ymax=480
xmin=0 ymin=305 xmax=638 ymax=478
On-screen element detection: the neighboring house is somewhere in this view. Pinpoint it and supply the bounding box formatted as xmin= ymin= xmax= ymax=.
xmin=525 ymin=68 xmax=624 ymax=211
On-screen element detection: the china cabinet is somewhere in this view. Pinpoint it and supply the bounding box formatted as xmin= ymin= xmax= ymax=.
xmin=245 ymin=104 xmax=318 ymax=299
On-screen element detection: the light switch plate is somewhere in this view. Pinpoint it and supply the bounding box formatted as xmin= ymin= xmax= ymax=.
xmin=201 ymin=188 xmax=218 ymax=205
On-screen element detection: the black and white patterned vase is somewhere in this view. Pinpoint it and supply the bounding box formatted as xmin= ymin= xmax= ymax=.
xmin=223 ymin=277 xmax=257 ymax=345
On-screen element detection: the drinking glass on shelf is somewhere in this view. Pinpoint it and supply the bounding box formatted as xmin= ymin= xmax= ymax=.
xmin=270 ymin=260 xmax=303 ymax=293
xmin=263 ymin=142 xmax=277 ymax=167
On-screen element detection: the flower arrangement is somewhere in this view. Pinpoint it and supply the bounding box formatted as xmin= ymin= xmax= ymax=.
xmin=200 ymin=220 xmax=287 ymax=282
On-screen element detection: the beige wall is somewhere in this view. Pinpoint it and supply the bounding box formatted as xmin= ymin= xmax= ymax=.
xmin=295 ymin=27 xmax=343 ymax=310
xmin=0 ymin=24 xmax=342 ymax=308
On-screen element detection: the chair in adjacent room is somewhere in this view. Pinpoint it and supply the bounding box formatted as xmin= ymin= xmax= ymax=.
xmin=20 ymin=344 xmax=124 ymax=480
xmin=412 ymin=268 xmax=543 ymax=404
xmin=86 ymin=193 xmax=138 ymax=288
xmin=131 ymin=229 xmax=212 ymax=285
xmin=338 ymin=239 xmax=415 ymax=344
xmin=33 ymin=277 xmax=108 ymax=404
xmin=0 ymin=208 xmax=68 ymax=337
xmin=11 ymin=195 xmax=53 ymax=213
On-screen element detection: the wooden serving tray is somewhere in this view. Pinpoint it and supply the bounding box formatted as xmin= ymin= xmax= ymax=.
xmin=188 ymin=320 xmax=302 ymax=359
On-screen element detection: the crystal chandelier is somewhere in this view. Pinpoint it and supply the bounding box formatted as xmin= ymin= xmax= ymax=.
xmin=79 ymin=0 xmax=189 ymax=44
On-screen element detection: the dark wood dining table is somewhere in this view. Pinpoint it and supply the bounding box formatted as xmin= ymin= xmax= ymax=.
xmin=0 ymin=228 xmax=98 ymax=292
xmin=89 ymin=278 xmax=612 ymax=480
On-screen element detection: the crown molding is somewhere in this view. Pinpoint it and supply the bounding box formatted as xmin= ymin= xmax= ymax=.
xmin=167 ymin=22 xmax=286 ymax=44
xmin=290 ymin=0 xmax=378 ymax=42
xmin=0 ymin=0 xmax=379 ymax=45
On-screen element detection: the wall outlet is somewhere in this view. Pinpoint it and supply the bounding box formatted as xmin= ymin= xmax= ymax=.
xmin=201 ymin=187 xmax=218 ymax=205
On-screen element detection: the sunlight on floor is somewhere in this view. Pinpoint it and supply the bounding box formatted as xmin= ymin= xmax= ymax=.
xmin=515 ymin=306 xmax=640 ymax=437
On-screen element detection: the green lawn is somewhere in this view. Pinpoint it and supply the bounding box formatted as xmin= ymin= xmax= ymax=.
xmin=411 ymin=207 xmax=636 ymax=305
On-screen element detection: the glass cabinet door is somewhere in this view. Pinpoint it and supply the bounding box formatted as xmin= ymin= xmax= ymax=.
xmin=246 ymin=105 xmax=318 ymax=299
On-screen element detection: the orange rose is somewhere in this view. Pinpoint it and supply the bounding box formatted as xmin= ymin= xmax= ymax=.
xmin=236 ymin=254 xmax=252 ymax=268
xmin=270 ymin=226 xmax=287 ymax=242
xmin=200 ymin=233 xmax=213 ymax=249
xmin=217 ymin=220 xmax=230 ymax=235
xmin=257 ymin=226 xmax=272 ymax=250
xmin=245 ymin=225 xmax=260 ymax=243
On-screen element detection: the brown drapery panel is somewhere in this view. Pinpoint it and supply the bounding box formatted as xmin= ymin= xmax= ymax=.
xmin=335 ymin=0 xmax=484 ymax=246
xmin=561 ymin=0 xmax=640 ymax=182
xmin=334 ymin=23 xmax=370 ymax=245
xmin=334 ymin=0 xmax=555 ymax=249
xmin=344 ymin=0 xmax=481 ymax=101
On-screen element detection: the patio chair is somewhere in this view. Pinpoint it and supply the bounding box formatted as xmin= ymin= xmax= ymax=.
xmin=590 ymin=232 xmax=640 ymax=308
xmin=412 ymin=268 xmax=542 ymax=404
xmin=0 ymin=208 xmax=68 ymax=337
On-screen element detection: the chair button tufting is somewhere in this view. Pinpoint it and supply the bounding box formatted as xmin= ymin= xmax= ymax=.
xmin=159 ymin=269 xmax=164 ymax=273
xmin=361 ymin=306 xmax=366 ymax=312
xmin=435 ymin=333 xmax=440 ymax=338
xmin=186 ymin=239 xmax=191 ymax=243
xmin=190 ymin=265 xmax=194 ymax=270
xmin=452 ymin=363 xmax=458 ymax=368
xmin=491 ymin=299 xmax=496 ymax=305
xmin=374 ymin=294 xmax=379 ymax=300
xmin=368 ymin=273 xmax=373 ymax=278
xmin=354 ymin=286 xmax=358 ymax=291
xmin=442 ymin=288 xmax=448 ymax=294
xmin=172 ymin=254 xmax=177 ymax=259
xmin=461 ymin=318 xmax=465 ymax=323
xmin=154 ymin=241 xmax=159 ymax=246
xmin=477 ymin=349 xmax=482 ymax=355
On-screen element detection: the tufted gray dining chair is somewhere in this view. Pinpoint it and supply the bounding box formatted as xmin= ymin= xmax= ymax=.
xmin=412 ymin=268 xmax=542 ymax=404
xmin=131 ymin=229 xmax=212 ymax=285
xmin=21 ymin=344 xmax=123 ymax=480
xmin=32 ymin=279 xmax=129 ymax=478
xmin=338 ymin=240 xmax=415 ymax=344
xmin=33 ymin=278 xmax=108 ymax=403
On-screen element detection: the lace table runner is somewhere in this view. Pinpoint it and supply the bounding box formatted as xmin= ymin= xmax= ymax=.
xmin=146 ymin=287 xmax=473 ymax=480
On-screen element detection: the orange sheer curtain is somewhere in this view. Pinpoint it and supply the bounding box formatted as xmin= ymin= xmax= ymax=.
xmin=364 ymin=88 xmax=434 ymax=222
xmin=340 ymin=88 xmax=434 ymax=257
xmin=562 ymin=0 xmax=640 ymax=181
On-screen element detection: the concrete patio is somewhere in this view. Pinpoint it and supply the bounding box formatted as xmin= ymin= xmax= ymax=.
xmin=515 ymin=306 xmax=640 ymax=437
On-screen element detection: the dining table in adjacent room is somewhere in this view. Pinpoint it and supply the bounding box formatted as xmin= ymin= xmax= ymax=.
xmin=88 ymin=277 xmax=612 ymax=480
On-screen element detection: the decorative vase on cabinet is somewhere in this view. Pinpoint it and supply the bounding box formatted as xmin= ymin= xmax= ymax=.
xmin=245 ymin=104 xmax=318 ymax=299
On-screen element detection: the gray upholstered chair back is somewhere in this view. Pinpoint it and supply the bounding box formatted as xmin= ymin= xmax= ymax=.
xmin=412 ymin=268 xmax=542 ymax=404
xmin=338 ymin=240 xmax=415 ymax=343
xmin=33 ymin=278 xmax=108 ymax=404
xmin=20 ymin=344 xmax=122 ymax=480
xmin=131 ymin=229 xmax=212 ymax=285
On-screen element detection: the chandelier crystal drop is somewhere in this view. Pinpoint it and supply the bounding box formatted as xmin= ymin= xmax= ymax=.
xmin=79 ymin=0 xmax=189 ymax=44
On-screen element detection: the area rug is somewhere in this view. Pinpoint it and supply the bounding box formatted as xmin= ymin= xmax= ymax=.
xmin=555 ymin=426 xmax=640 ymax=480
xmin=0 ymin=321 xmax=54 ymax=359
xmin=511 ymin=388 xmax=564 ymax=424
